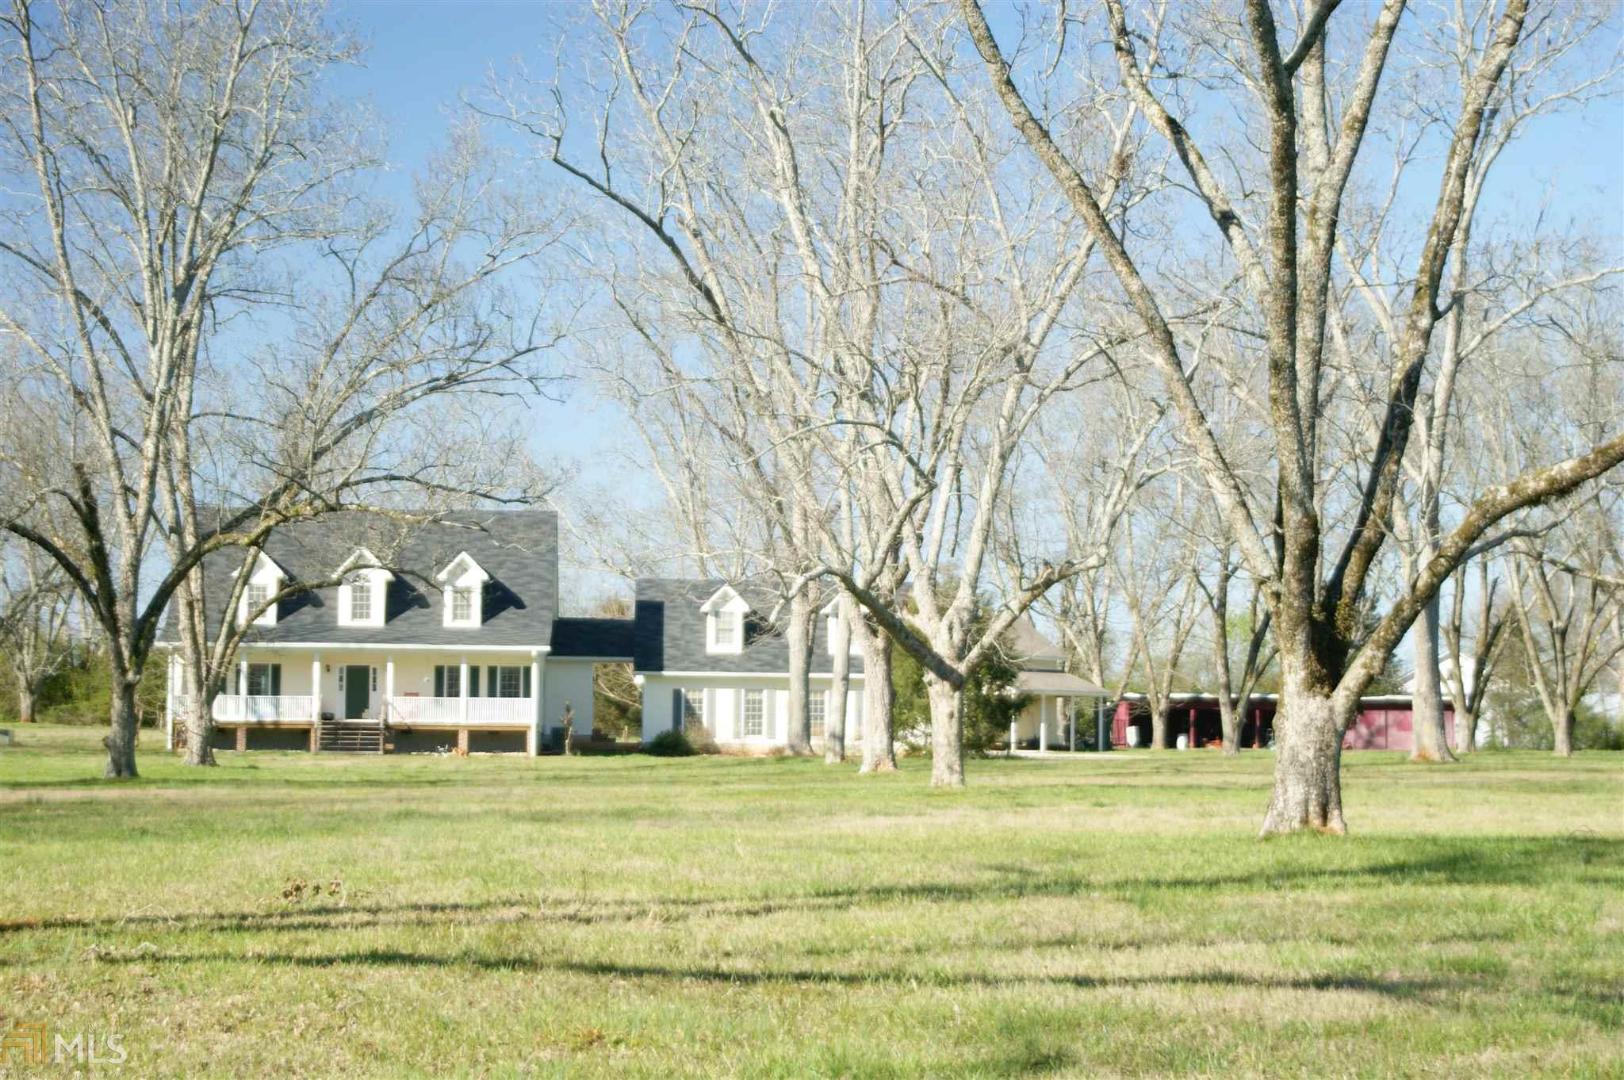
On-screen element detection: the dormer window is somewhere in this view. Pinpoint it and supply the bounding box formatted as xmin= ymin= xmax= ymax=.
xmin=435 ymin=551 xmax=490 ymax=628
xmin=348 ymin=575 xmax=373 ymax=622
xmin=233 ymin=551 xmax=286 ymax=628
xmin=335 ymin=548 xmax=391 ymax=628
xmin=701 ymin=584 xmax=750 ymax=655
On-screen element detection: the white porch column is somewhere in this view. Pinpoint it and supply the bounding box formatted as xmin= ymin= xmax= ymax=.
xmin=384 ymin=656 xmax=395 ymax=724
xmin=1008 ymin=720 xmax=1016 ymax=757
xmin=527 ymin=651 xmax=543 ymax=757
xmin=311 ymin=654 xmax=322 ymax=723
xmin=238 ymin=655 xmax=249 ymax=701
xmin=1039 ymin=700 xmax=1049 ymax=753
xmin=459 ymin=656 xmax=470 ymax=724
xmin=164 ymin=650 xmax=176 ymax=751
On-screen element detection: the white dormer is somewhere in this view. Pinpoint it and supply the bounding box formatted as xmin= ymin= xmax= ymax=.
xmin=233 ymin=551 xmax=287 ymax=628
xmin=820 ymin=595 xmax=863 ymax=657
xmin=434 ymin=551 xmax=490 ymax=628
xmin=335 ymin=547 xmax=392 ymax=628
xmin=701 ymin=584 xmax=751 ymax=655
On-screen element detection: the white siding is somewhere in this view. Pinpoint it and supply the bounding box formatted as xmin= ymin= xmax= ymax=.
xmin=639 ymin=675 xmax=864 ymax=749
xmin=543 ymin=659 xmax=595 ymax=737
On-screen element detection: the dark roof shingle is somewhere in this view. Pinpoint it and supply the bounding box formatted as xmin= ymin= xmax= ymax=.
xmin=550 ymin=617 xmax=636 ymax=659
xmin=170 ymin=510 xmax=558 ymax=648
xmin=631 ymin=578 xmax=863 ymax=676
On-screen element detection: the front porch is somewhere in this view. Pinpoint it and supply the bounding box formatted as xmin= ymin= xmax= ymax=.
xmin=1008 ymin=670 xmax=1112 ymax=751
xmin=165 ymin=646 xmax=552 ymax=755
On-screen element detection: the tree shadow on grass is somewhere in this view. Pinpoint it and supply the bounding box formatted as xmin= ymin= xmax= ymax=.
xmin=3 ymin=831 xmax=1611 ymax=941
xmin=4 ymin=835 xmax=1612 ymax=942
xmin=85 ymin=945 xmax=1466 ymax=1005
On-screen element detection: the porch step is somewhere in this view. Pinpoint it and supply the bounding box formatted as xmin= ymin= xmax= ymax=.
xmin=319 ymin=720 xmax=385 ymax=754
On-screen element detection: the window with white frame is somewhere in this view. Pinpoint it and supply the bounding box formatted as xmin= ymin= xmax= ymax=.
xmin=496 ymin=666 xmax=522 ymax=698
xmin=702 ymin=586 xmax=749 ymax=654
xmin=742 ymin=689 xmax=764 ymax=737
xmin=246 ymin=583 xmax=270 ymax=619
xmin=348 ymin=574 xmax=372 ymax=623
xmin=809 ymin=690 xmax=826 ymax=737
xmin=681 ymin=688 xmax=704 ymax=730
xmin=434 ymin=664 xmax=462 ymax=698
xmin=436 ymin=552 xmax=488 ymax=628
xmin=244 ymin=663 xmax=280 ymax=696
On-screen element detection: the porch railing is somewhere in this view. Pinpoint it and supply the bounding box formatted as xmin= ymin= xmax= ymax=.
xmin=387 ymin=695 xmax=462 ymax=726
xmin=466 ymin=697 xmax=533 ymax=726
xmin=208 ymin=694 xmax=318 ymax=722
xmin=387 ymin=695 xmax=533 ymax=727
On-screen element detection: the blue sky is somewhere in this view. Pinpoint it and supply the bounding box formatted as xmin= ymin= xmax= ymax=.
xmin=324 ymin=0 xmax=1624 ymax=612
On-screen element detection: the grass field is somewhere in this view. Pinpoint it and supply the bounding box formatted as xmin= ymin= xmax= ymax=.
xmin=1 ymin=725 xmax=1620 ymax=1078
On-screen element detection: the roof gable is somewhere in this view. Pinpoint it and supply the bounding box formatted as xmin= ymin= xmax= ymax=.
xmin=434 ymin=551 xmax=491 ymax=586
xmin=174 ymin=510 xmax=559 ymax=648
xmin=633 ymin=578 xmax=863 ymax=677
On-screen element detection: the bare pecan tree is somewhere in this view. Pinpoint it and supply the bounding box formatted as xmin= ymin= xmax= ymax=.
xmin=960 ymin=0 xmax=1624 ymax=832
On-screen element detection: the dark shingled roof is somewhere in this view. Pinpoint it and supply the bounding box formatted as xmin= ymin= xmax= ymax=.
xmin=550 ymin=617 xmax=636 ymax=659
xmin=168 ymin=510 xmax=558 ymax=648
xmin=631 ymin=578 xmax=864 ymax=676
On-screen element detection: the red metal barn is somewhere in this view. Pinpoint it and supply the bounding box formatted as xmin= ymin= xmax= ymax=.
xmin=1112 ymin=693 xmax=1453 ymax=751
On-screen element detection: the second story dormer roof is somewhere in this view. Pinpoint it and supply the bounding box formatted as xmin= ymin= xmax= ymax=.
xmin=180 ymin=509 xmax=559 ymax=648
xmin=631 ymin=578 xmax=864 ymax=676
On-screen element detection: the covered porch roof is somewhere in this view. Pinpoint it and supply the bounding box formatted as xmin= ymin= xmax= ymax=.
xmin=1014 ymin=670 xmax=1109 ymax=697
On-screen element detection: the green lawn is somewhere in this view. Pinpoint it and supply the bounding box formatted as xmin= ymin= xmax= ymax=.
xmin=1 ymin=726 xmax=1620 ymax=1078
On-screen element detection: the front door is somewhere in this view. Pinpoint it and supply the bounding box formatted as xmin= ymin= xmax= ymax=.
xmin=344 ymin=665 xmax=370 ymax=719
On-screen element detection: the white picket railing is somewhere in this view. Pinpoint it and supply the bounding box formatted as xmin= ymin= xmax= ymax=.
xmin=386 ymin=695 xmax=461 ymax=725
xmin=387 ymin=695 xmax=532 ymax=727
xmin=182 ymin=692 xmax=536 ymax=727
xmin=466 ymin=697 xmax=533 ymax=726
xmin=210 ymin=694 xmax=317 ymax=722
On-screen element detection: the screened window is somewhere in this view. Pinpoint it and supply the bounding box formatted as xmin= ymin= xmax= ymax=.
xmin=451 ymin=586 xmax=472 ymax=623
xmin=479 ymin=665 xmax=531 ymax=698
xmin=246 ymin=583 xmax=270 ymax=618
xmin=742 ymin=689 xmax=764 ymax=737
xmin=245 ymin=663 xmax=280 ymax=696
xmin=714 ymin=612 xmax=738 ymax=648
xmin=809 ymin=690 xmax=826 ymax=738
xmin=681 ymin=688 xmax=704 ymax=729
xmin=349 ymin=575 xmax=372 ymax=622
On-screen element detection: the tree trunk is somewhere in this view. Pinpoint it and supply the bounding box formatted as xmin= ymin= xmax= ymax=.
xmin=925 ymin=671 xmax=965 ymax=788
xmin=173 ymin=577 xmax=221 ymax=768
xmin=1552 ymin=703 xmax=1574 ymax=757
xmin=183 ymin=684 xmax=217 ymax=767
xmin=1218 ymin=697 xmax=1240 ymax=757
xmin=1409 ymin=596 xmax=1456 ymax=762
xmin=16 ymin=682 xmax=36 ymax=724
xmin=858 ymin=626 xmax=896 ymax=773
xmin=1259 ymin=676 xmax=1347 ymax=836
xmin=784 ymin=591 xmax=814 ymax=755
xmin=825 ymin=600 xmax=851 ymax=764
xmin=1149 ymin=704 xmax=1168 ymax=750
xmin=1453 ymin=706 xmax=1476 ymax=756
xmin=105 ymin=676 xmax=140 ymax=779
